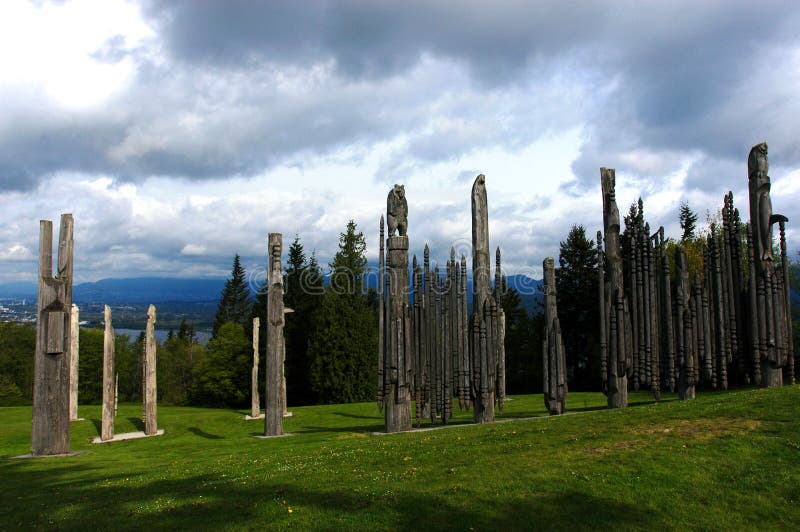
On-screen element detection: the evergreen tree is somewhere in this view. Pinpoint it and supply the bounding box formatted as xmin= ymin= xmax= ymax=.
xmin=556 ymin=225 xmax=601 ymax=391
xmin=78 ymin=328 xmax=104 ymax=404
xmin=213 ymin=254 xmax=252 ymax=336
xmin=499 ymin=287 xmax=541 ymax=394
xmin=329 ymin=220 xmax=367 ymax=296
xmin=308 ymin=290 xmax=377 ymax=403
xmin=113 ymin=333 xmax=140 ymax=402
xmin=0 ymin=322 xmax=35 ymax=404
xmin=190 ymin=322 xmax=249 ymax=407
xmin=283 ymin=237 xmax=324 ymax=405
xmin=159 ymin=332 xmax=203 ymax=406
xmin=679 ymin=201 xmax=698 ymax=241
xmin=307 ymin=221 xmax=377 ymax=403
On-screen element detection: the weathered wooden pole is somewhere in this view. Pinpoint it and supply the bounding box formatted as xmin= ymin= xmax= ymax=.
xmin=101 ymin=305 xmax=115 ymax=442
xmin=411 ymin=252 xmax=429 ymax=426
xmin=281 ymin=318 xmax=289 ymax=416
xmin=779 ymin=220 xmax=795 ymax=383
xmin=600 ymin=168 xmax=628 ymax=408
xmin=31 ymin=215 xmax=74 ymax=456
xmin=69 ymin=303 xmax=80 ymax=421
xmin=424 ymin=245 xmax=433 ymax=417
xmin=495 ymin=247 xmax=506 ymax=412
xmin=542 ymin=257 xmax=567 ymax=414
xmin=424 ymin=247 xmax=434 ymax=418
xmin=382 ymin=185 xmax=413 ymax=432
xmin=597 ymin=231 xmax=608 ymax=393
xmin=471 ymin=174 xmax=497 ymax=422
xmin=675 ymin=247 xmax=694 ymax=400
xmin=378 ymin=216 xmax=386 ymax=412
xmin=658 ymin=228 xmax=676 ymax=393
xmin=251 ymin=317 xmax=260 ymax=418
xmin=143 ymin=304 xmax=158 ymax=435
xmin=264 ymin=234 xmax=285 ymax=436
xmin=748 ymin=142 xmax=787 ymax=387
xmin=459 ymin=254 xmax=470 ymax=410
xmin=747 ymin=225 xmax=762 ymax=384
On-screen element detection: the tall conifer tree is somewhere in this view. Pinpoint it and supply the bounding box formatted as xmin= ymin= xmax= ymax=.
xmin=213 ymin=254 xmax=252 ymax=336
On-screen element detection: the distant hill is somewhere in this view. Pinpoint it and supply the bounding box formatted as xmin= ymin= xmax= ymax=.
xmin=0 ymin=282 xmax=37 ymax=299
xmin=72 ymin=277 xmax=226 ymax=303
xmin=0 ymin=273 xmax=545 ymax=314
xmin=0 ymin=277 xmax=226 ymax=303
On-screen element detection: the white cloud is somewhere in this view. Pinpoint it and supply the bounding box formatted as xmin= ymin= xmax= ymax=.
xmin=1 ymin=1 xmax=799 ymax=284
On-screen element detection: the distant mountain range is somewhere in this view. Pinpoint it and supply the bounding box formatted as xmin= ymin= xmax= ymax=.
xmin=0 ymin=273 xmax=544 ymax=313
xmin=0 ymin=277 xmax=226 ymax=303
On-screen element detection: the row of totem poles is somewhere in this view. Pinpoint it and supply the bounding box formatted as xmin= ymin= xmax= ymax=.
xmin=27 ymin=142 xmax=795 ymax=451
xmin=598 ymin=142 xmax=795 ymax=408
xmin=375 ymin=176 xmax=569 ymax=432
xmin=30 ymin=216 xmax=159 ymax=455
xmin=29 ymin=217 xmax=289 ymax=455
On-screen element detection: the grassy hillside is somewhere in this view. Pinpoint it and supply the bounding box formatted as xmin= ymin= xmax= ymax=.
xmin=1 ymin=387 xmax=799 ymax=530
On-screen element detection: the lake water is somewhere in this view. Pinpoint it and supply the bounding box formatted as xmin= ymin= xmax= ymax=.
xmin=115 ymin=328 xmax=212 ymax=345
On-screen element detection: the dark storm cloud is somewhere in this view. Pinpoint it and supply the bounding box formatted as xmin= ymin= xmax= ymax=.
xmin=141 ymin=0 xmax=800 ymax=185
xmin=3 ymin=0 xmax=799 ymax=196
xmin=0 ymin=110 xmax=128 ymax=191
xmin=142 ymin=0 xmax=605 ymax=81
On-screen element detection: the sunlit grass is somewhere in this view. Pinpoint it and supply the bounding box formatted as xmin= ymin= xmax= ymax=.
xmin=2 ymin=387 xmax=799 ymax=530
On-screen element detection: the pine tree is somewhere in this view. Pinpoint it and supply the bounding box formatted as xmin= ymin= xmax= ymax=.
xmin=556 ymin=225 xmax=600 ymax=391
xmin=283 ymin=237 xmax=324 ymax=405
xmin=308 ymin=290 xmax=377 ymax=403
xmin=499 ymin=286 xmax=541 ymax=394
xmin=213 ymin=254 xmax=252 ymax=336
xmin=679 ymin=201 xmax=698 ymax=241
xmin=329 ymin=220 xmax=367 ymax=296
xmin=307 ymin=221 xmax=377 ymax=403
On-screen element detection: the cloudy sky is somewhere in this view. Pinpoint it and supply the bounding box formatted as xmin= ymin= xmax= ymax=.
xmin=1 ymin=0 xmax=800 ymax=287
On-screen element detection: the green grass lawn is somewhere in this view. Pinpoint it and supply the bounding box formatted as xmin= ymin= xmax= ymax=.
xmin=2 ymin=387 xmax=799 ymax=530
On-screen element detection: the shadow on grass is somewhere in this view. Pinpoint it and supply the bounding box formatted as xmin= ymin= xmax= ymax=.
xmin=128 ymin=417 xmax=144 ymax=432
xmin=333 ymin=411 xmax=381 ymax=421
xmin=187 ymin=427 xmax=224 ymax=440
xmin=90 ymin=418 xmax=101 ymax=436
xmin=0 ymin=460 xmax=668 ymax=530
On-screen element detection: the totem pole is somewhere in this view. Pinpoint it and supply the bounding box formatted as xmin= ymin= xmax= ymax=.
xmin=542 ymin=257 xmax=567 ymax=414
xmin=747 ymin=142 xmax=789 ymax=387
xmin=470 ymin=174 xmax=502 ymax=422
xmin=31 ymin=214 xmax=74 ymax=455
xmin=675 ymin=247 xmax=696 ymax=400
xmin=264 ymin=234 xmax=285 ymax=436
xmin=379 ymin=185 xmax=413 ymax=432
xmin=600 ymin=168 xmax=629 ymax=408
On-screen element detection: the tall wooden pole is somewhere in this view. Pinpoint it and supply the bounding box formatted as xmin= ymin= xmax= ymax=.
xmin=69 ymin=304 xmax=80 ymax=421
xmin=144 ymin=304 xmax=158 ymax=435
xmin=264 ymin=233 xmax=285 ymax=436
xmin=600 ymin=168 xmax=628 ymax=408
xmin=377 ymin=216 xmax=385 ymax=411
xmin=31 ymin=215 xmax=73 ymax=455
xmin=101 ymin=305 xmax=115 ymax=441
xmin=382 ymin=185 xmax=413 ymax=432
xmin=471 ymin=174 xmax=497 ymax=422
xmin=251 ymin=317 xmax=260 ymax=418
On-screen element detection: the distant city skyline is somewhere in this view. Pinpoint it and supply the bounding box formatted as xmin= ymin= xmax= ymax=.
xmin=1 ymin=0 xmax=799 ymax=284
